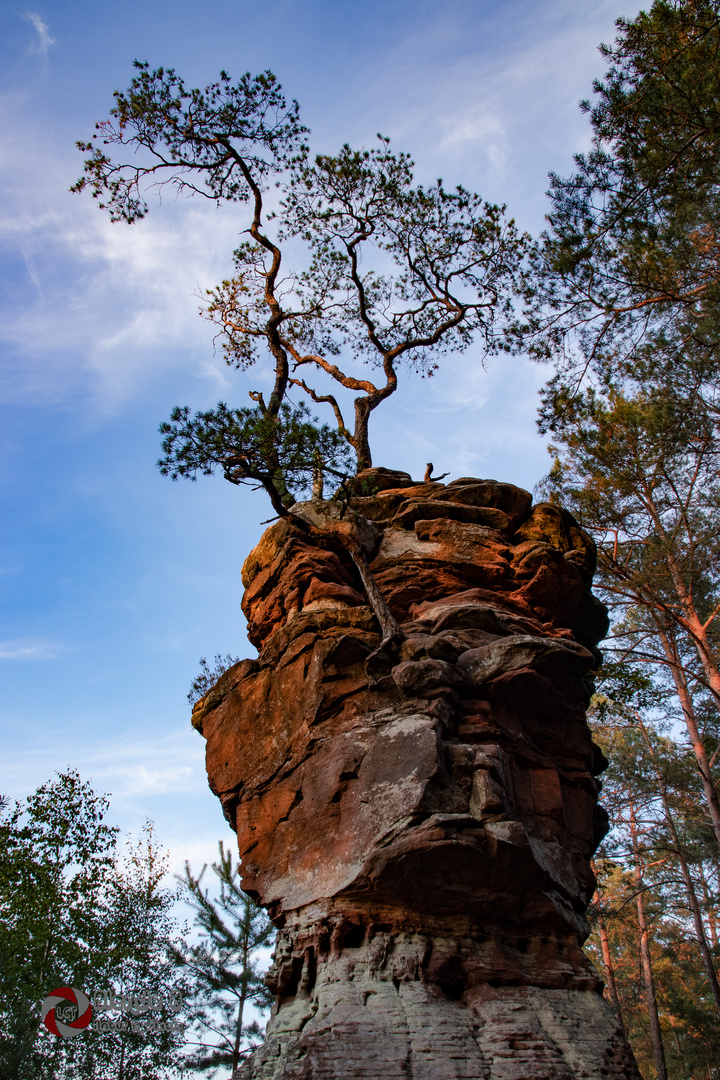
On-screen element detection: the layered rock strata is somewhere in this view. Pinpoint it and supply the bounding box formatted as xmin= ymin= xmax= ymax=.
xmin=193 ymin=469 xmax=640 ymax=1079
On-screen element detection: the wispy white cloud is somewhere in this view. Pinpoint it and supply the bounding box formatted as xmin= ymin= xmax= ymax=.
xmin=0 ymin=727 xmax=224 ymax=879
xmin=109 ymin=761 xmax=199 ymax=797
xmin=438 ymin=109 xmax=508 ymax=174
xmin=0 ymin=88 xmax=234 ymax=407
xmin=0 ymin=637 xmax=62 ymax=659
xmin=0 ymin=3 xmax=646 ymax=418
xmin=335 ymin=3 xmax=644 ymax=218
xmin=24 ymin=12 xmax=55 ymax=55
xmin=0 ymin=729 xmax=209 ymax=825
xmin=0 ymin=177 xmax=243 ymax=409
xmin=56 ymin=733 xmax=207 ymax=798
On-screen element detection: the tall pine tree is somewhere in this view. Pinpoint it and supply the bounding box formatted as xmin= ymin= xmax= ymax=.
xmin=171 ymin=842 xmax=274 ymax=1075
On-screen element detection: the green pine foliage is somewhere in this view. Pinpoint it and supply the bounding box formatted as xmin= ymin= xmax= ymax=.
xmin=524 ymin=4 xmax=720 ymax=1075
xmin=158 ymin=401 xmax=355 ymax=516
xmin=525 ymin=0 xmax=720 ymax=396
xmin=588 ymin=686 xmax=720 ymax=1077
xmin=76 ymin=65 xmax=528 ymax=494
xmin=66 ymin=823 xmax=189 ymax=1080
xmin=0 ymin=774 xmax=275 ymax=1078
xmin=170 ymin=842 xmax=274 ymax=1075
xmin=187 ymin=655 xmax=243 ymax=707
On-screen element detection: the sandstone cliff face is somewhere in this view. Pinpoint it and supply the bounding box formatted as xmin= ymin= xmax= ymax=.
xmin=193 ymin=469 xmax=640 ymax=1079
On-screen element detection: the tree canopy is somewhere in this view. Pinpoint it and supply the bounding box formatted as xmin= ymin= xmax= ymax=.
xmin=529 ymin=4 xmax=720 ymax=1072
xmin=533 ymin=0 xmax=720 ymax=857
xmin=526 ymin=0 xmax=720 ymax=419
xmin=0 ymin=773 xmax=187 ymax=1080
xmin=75 ymin=63 xmax=528 ymax=510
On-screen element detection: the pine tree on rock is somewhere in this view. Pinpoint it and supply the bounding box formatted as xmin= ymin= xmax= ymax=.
xmin=74 ymin=63 xmax=528 ymax=652
xmin=74 ymin=62 xmax=527 ymax=503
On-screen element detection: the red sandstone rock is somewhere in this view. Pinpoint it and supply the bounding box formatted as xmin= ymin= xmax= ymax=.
xmin=193 ymin=471 xmax=640 ymax=1079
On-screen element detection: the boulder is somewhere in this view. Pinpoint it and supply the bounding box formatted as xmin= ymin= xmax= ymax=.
xmin=196 ymin=470 xmax=639 ymax=1079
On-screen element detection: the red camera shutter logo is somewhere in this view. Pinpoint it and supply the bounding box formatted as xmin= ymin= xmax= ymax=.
xmin=41 ymin=986 xmax=92 ymax=1037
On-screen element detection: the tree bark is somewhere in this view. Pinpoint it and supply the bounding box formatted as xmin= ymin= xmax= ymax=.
xmin=353 ymin=396 xmax=373 ymax=471
xmin=629 ymin=800 xmax=668 ymax=1080
xmin=636 ymin=718 xmax=720 ymax=1016
xmin=232 ymin=984 xmax=247 ymax=1073
xmin=596 ymin=904 xmax=627 ymax=1036
xmin=342 ymin=534 xmax=403 ymax=650
xmin=232 ymin=902 xmax=251 ymax=1073
xmin=655 ymin=623 xmax=720 ymax=851
xmin=636 ymin=466 xmax=720 ymax=716
xmin=700 ymin=863 xmax=719 ymax=948
xmin=290 ymin=511 xmax=404 ymax=651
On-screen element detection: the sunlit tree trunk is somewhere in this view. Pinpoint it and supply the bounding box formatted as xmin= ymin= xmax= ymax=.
xmin=700 ymin=864 xmax=719 ymax=949
xmin=629 ymin=798 xmax=668 ymax=1080
xmin=655 ymin=622 xmax=720 ymax=851
xmin=635 ymin=717 xmax=720 ymax=1015
xmin=596 ymin=901 xmax=627 ymax=1036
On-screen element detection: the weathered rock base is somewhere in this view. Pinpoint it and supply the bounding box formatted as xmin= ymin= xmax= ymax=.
xmin=236 ymin=912 xmax=638 ymax=1080
xmin=241 ymin=981 xmax=634 ymax=1080
xmin=236 ymin=910 xmax=638 ymax=1079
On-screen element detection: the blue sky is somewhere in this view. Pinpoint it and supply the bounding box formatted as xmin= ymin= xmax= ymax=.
xmin=1 ymin=0 xmax=643 ymax=877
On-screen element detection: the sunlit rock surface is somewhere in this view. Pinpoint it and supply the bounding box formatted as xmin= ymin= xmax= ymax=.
xmin=193 ymin=469 xmax=640 ymax=1079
